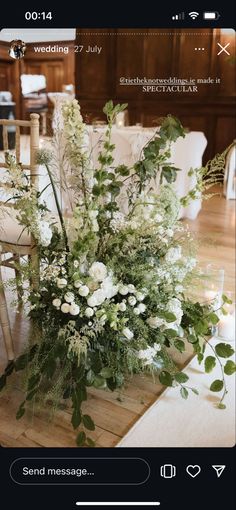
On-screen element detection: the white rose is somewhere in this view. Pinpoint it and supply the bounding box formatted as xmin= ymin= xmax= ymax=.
xmin=136 ymin=292 xmax=145 ymax=302
xmin=61 ymin=303 xmax=70 ymax=313
xmin=147 ymin=316 xmax=164 ymax=329
xmin=74 ymin=280 xmax=82 ymax=288
xmin=118 ymin=302 xmax=126 ymax=312
xmin=64 ymin=292 xmax=75 ymax=303
xmin=69 ymin=303 xmax=80 ymax=316
xmin=133 ymin=307 xmax=140 ymax=315
xmin=101 ymin=276 xmax=118 ymax=299
xmin=128 ymin=296 xmax=137 ymax=306
xmin=52 ymin=298 xmax=61 ymax=308
xmin=57 ymin=278 xmax=67 ymax=289
xmin=89 ymin=262 xmax=107 ymax=282
xmin=79 ymin=285 xmax=89 ymax=297
xmin=87 ymin=289 xmax=106 ymax=307
xmin=119 ymin=284 xmax=129 ymax=295
xmin=128 ymin=284 xmax=136 ymax=293
xmin=138 ymin=303 xmax=146 ymax=314
xmin=85 ymin=307 xmax=94 ymax=318
xmin=122 ymin=327 xmax=134 ymax=340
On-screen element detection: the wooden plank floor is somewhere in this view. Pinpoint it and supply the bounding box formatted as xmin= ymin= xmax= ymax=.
xmin=0 ymin=188 xmax=235 ymax=447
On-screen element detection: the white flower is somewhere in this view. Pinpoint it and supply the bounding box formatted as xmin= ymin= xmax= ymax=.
xmin=52 ymin=298 xmax=61 ymax=308
xmin=69 ymin=303 xmax=80 ymax=316
xmin=138 ymin=343 xmax=161 ymax=365
xmin=119 ymin=284 xmax=129 ymax=295
xmin=57 ymin=278 xmax=67 ymax=289
xmin=175 ymin=284 xmax=183 ymax=293
xmin=118 ymin=302 xmax=126 ymax=312
xmin=165 ymin=246 xmax=182 ymax=264
xmin=79 ymin=285 xmax=90 ymax=297
xmin=64 ymin=292 xmax=75 ymax=303
xmin=167 ymin=298 xmax=183 ymax=325
xmin=154 ymin=213 xmax=163 ymax=222
xmin=85 ymin=307 xmax=94 ymax=318
xmin=127 ymin=284 xmax=136 ymax=293
xmin=38 ymin=220 xmax=52 ymax=247
xmin=74 ymin=280 xmax=82 ymax=288
xmin=137 ymin=303 xmax=146 ymax=314
xmin=136 ymin=292 xmax=145 ymax=302
xmin=101 ymin=276 xmax=118 ymax=299
xmin=89 ymin=262 xmax=107 ymax=282
xmin=122 ymin=327 xmax=134 ymax=340
xmin=61 ymin=303 xmax=70 ymax=313
xmin=73 ymin=260 xmax=79 ymax=268
xmin=87 ymin=289 xmax=106 ymax=307
xmin=134 ymin=307 xmax=140 ymax=315
xmin=128 ymin=296 xmax=137 ymax=306
xmin=147 ymin=316 xmax=164 ymax=329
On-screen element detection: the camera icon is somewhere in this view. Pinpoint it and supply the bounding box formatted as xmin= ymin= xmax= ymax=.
xmin=160 ymin=464 xmax=177 ymax=478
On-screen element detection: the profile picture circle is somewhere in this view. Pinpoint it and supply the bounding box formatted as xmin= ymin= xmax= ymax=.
xmin=9 ymin=39 xmax=26 ymax=60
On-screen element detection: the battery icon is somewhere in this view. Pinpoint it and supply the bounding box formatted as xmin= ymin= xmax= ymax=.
xmin=203 ymin=11 xmax=220 ymax=20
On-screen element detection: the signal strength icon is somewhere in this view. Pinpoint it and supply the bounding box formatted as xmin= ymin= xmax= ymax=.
xmin=189 ymin=11 xmax=199 ymax=19
xmin=172 ymin=12 xmax=185 ymax=20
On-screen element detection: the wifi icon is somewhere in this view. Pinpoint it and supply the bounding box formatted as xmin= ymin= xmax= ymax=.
xmin=189 ymin=11 xmax=199 ymax=19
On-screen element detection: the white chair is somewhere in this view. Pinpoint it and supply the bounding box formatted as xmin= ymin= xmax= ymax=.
xmin=0 ymin=113 xmax=40 ymax=360
xmin=223 ymin=142 xmax=236 ymax=200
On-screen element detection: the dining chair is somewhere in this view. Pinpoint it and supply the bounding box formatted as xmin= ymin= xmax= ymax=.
xmin=0 ymin=113 xmax=40 ymax=360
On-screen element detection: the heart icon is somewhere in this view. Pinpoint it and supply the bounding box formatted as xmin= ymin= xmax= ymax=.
xmin=186 ymin=465 xmax=201 ymax=478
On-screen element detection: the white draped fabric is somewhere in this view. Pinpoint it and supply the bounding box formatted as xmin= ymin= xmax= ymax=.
xmin=88 ymin=126 xmax=207 ymax=220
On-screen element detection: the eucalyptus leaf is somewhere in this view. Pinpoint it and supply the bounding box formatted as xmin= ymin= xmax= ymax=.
xmin=215 ymin=343 xmax=234 ymax=358
xmin=210 ymin=379 xmax=224 ymax=392
xmin=180 ymin=387 xmax=188 ymax=399
xmin=159 ymin=370 xmax=173 ymax=386
xmin=76 ymin=431 xmax=86 ymax=447
xmin=82 ymin=414 xmax=95 ymax=431
xmin=204 ymin=356 xmax=216 ymax=373
xmin=224 ymin=360 xmax=236 ymax=375
xmin=175 ymin=372 xmax=189 ymax=383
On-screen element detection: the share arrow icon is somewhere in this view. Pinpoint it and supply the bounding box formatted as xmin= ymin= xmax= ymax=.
xmin=212 ymin=465 xmax=226 ymax=478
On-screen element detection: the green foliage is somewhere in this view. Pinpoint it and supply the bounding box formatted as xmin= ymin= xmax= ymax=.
xmin=215 ymin=343 xmax=234 ymax=358
xmin=174 ymin=372 xmax=189 ymax=383
xmin=210 ymin=380 xmax=224 ymax=392
xmin=180 ymin=387 xmax=188 ymax=399
xmin=224 ymin=360 xmax=236 ymax=375
xmin=159 ymin=370 xmax=173 ymax=386
xmin=76 ymin=431 xmax=86 ymax=447
xmin=82 ymin=415 xmax=95 ymax=431
xmin=204 ymin=356 xmax=216 ymax=373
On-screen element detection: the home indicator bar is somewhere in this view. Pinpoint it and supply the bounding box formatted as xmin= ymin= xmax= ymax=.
xmin=76 ymin=503 xmax=161 ymax=507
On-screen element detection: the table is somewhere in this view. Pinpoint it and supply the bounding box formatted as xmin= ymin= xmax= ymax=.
xmin=88 ymin=126 xmax=207 ymax=220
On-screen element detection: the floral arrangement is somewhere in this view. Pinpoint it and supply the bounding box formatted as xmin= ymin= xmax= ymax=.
xmin=0 ymin=100 xmax=235 ymax=447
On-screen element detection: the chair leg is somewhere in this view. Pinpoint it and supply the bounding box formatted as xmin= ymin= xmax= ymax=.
xmin=0 ymin=265 xmax=14 ymax=360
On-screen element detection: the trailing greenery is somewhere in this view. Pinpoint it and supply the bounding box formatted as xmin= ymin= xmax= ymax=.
xmin=0 ymin=100 xmax=235 ymax=446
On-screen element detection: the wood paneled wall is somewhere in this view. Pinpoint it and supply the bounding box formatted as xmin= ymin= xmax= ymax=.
xmin=0 ymin=40 xmax=75 ymax=121
xmin=75 ymin=29 xmax=236 ymax=162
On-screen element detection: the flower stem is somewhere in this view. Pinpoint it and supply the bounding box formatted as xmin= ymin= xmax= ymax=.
xmin=45 ymin=163 xmax=69 ymax=253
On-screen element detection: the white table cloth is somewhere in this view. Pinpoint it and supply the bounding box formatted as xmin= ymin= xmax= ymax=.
xmin=89 ymin=126 xmax=207 ymax=220
xmin=118 ymin=338 xmax=235 ymax=448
